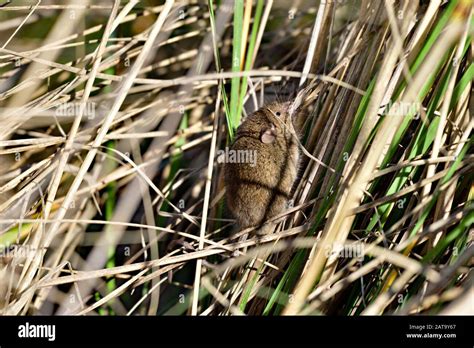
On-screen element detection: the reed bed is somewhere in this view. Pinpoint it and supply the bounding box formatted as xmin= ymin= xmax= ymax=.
xmin=0 ymin=0 xmax=472 ymax=316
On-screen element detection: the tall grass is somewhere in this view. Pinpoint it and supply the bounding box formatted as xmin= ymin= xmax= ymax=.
xmin=0 ymin=0 xmax=472 ymax=316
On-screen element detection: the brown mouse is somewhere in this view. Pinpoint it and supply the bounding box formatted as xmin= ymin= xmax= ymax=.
xmin=224 ymin=101 xmax=300 ymax=234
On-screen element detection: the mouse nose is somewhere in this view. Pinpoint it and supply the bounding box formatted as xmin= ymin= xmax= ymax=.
xmin=288 ymin=99 xmax=301 ymax=118
xmin=277 ymin=101 xmax=291 ymax=117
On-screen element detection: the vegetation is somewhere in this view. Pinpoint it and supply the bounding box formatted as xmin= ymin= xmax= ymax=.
xmin=0 ymin=0 xmax=472 ymax=316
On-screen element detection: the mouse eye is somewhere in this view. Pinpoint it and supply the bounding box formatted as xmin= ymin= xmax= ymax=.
xmin=276 ymin=111 xmax=281 ymax=116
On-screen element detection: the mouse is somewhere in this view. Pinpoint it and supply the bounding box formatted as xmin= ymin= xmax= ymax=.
xmin=224 ymin=100 xmax=300 ymax=235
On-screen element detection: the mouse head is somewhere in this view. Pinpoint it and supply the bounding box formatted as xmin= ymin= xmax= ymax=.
xmin=259 ymin=101 xmax=296 ymax=144
xmin=264 ymin=101 xmax=292 ymax=124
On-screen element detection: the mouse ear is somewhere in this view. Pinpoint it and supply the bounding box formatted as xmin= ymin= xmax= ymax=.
xmin=261 ymin=127 xmax=276 ymax=144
